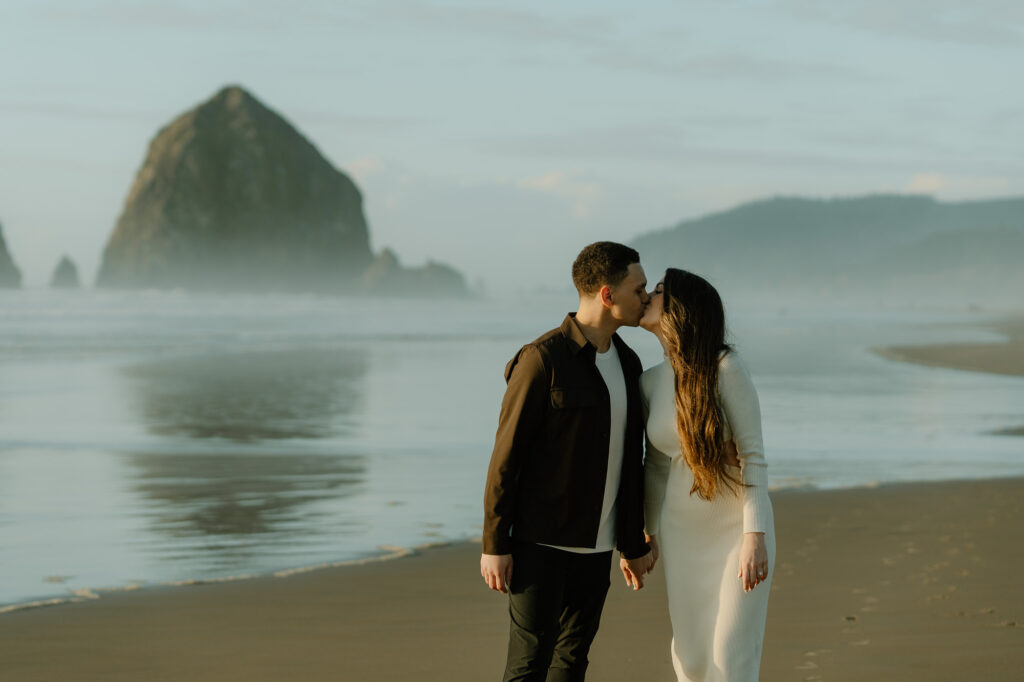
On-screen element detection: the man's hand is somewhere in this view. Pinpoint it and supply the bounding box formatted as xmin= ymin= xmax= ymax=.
xmin=481 ymin=553 xmax=513 ymax=594
xmin=619 ymin=552 xmax=654 ymax=591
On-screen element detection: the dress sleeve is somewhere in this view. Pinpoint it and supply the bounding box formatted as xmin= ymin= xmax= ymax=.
xmin=644 ymin=442 xmax=671 ymax=536
xmin=641 ymin=370 xmax=671 ymax=536
xmin=718 ymin=352 xmax=771 ymax=533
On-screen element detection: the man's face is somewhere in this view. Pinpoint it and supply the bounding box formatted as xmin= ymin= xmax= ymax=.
xmin=606 ymin=263 xmax=649 ymax=326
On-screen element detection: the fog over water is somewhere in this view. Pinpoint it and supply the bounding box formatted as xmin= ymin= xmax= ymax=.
xmin=1 ymin=289 xmax=1023 ymax=608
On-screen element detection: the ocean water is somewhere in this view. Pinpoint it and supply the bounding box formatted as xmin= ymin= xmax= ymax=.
xmin=1 ymin=290 xmax=1022 ymax=609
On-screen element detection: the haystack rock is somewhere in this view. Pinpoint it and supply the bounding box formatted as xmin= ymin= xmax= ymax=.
xmin=0 ymin=220 xmax=22 ymax=288
xmin=50 ymin=255 xmax=81 ymax=288
xmin=96 ymin=85 xmax=373 ymax=292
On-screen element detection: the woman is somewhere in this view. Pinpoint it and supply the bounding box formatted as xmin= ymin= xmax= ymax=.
xmin=640 ymin=268 xmax=775 ymax=682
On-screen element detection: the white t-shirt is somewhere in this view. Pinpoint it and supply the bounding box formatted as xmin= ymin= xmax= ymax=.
xmin=545 ymin=341 xmax=628 ymax=553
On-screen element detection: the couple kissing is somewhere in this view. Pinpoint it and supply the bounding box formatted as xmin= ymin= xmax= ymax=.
xmin=481 ymin=241 xmax=775 ymax=682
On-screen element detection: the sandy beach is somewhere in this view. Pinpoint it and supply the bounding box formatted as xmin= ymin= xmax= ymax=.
xmin=2 ymin=476 xmax=1022 ymax=681
xmin=3 ymin=314 xmax=1023 ymax=681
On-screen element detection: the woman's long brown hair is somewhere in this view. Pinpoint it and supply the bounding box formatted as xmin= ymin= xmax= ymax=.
xmin=660 ymin=268 xmax=743 ymax=500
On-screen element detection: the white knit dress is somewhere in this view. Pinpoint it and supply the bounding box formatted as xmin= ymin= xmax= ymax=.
xmin=642 ymin=352 xmax=775 ymax=682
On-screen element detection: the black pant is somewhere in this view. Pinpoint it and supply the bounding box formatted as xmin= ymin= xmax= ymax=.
xmin=502 ymin=542 xmax=613 ymax=682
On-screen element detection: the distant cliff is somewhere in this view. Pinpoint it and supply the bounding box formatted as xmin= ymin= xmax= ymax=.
xmin=631 ymin=195 xmax=1024 ymax=305
xmin=96 ymin=85 xmax=463 ymax=295
xmin=0 ymin=220 xmax=22 ymax=288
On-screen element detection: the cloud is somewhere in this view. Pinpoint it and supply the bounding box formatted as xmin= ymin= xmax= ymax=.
xmin=517 ymin=170 xmax=601 ymax=219
xmin=769 ymin=0 xmax=1024 ymax=46
xmin=587 ymin=50 xmax=874 ymax=83
xmin=0 ymin=99 xmax=163 ymax=121
xmin=903 ymin=172 xmax=1012 ymax=197
xmin=343 ymin=156 xmax=387 ymax=182
xmin=36 ymin=1 xmax=284 ymax=31
xmin=357 ymin=1 xmax=620 ymax=50
xmin=474 ymin=124 xmax=975 ymax=175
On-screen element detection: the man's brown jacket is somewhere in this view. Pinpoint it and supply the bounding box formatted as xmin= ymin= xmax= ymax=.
xmin=482 ymin=314 xmax=650 ymax=559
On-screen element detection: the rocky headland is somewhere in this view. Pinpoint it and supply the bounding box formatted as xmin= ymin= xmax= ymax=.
xmin=632 ymin=194 xmax=1024 ymax=306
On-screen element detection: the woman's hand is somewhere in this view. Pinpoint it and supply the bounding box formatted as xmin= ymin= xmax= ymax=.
xmin=738 ymin=532 xmax=768 ymax=592
xmin=645 ymin=533 xmax=660 ymax=567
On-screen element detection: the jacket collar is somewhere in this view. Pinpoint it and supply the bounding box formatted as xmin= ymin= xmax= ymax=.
xmin=560 ymin=313 xmax=592 ymax=357
xmin=562 ymin=313 xmax=626 ymax=362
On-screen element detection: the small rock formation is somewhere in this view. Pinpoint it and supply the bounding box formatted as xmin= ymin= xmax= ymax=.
xmin=50 ymin=255 xmax=81 ymax=288
xmin=96 ymin=85 xmax=373 ymax=292
xmin=0 ymin=220 xmax=22 ymax=288
xmin=362 ymin=248 xmax=468 ymax=297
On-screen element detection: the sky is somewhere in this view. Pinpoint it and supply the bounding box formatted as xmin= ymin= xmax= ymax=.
xmin=1 ymin=0 xmax=1022 ymax=290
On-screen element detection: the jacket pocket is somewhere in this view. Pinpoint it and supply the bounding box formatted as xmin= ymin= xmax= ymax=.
xmin=550 ymin=387 xmax=600 ymax=409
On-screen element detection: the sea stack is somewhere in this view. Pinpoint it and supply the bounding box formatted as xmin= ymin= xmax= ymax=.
xmin=50 ymin=255 xmax=81 ymax=288
xmin=362 ymin=249 xmax=468 ymax=297
xmin=0 ymin=220 xmax=22 ymax=288
xmin=96 ymin=85 xmax=373 ymax=292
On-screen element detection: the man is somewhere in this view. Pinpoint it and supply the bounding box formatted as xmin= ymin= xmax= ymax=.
xmin=481 ymin=241 xmax=655 ymax=681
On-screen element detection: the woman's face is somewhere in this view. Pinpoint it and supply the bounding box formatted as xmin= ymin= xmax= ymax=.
xmin=639 ymin=279 xmax=664 ymax=332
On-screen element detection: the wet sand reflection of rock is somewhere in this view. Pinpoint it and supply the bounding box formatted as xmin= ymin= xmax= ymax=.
xmin=122 ymin=348 xmax=368 ymax=441
xmin=119 ymin=347 xmax=371 ymax=566
xmin=126 ymin=451 xmax=366 ymax=542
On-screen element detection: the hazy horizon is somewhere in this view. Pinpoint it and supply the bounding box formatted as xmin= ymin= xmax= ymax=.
xmin=2 ymin=0 xmax=1022 ymax=289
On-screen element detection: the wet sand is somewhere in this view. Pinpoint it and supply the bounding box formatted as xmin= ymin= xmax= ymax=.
xmin=876 ymin=316 xmax=1024 ymax=377
xmin=2 ymin=477 xmax=1022 ymax=681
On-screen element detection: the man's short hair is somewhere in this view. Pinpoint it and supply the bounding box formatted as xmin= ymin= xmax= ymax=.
xmin=571 ymin=241 xmax=640 ymax=295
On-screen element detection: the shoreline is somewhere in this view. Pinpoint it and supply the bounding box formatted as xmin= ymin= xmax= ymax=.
xmin=3 ymin=476 xmax=1024 ymax=681
xmin=874 ymin=315 xmax=1024 ymax=378
xmin=875 ymin=314 xmax=1024 ymax=437
xmin=0 ymin=474 xmax=1012 ymax=617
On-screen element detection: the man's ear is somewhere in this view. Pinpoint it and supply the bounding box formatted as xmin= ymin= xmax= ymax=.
xmin=599 ymin=285 xmax=614 ymax=308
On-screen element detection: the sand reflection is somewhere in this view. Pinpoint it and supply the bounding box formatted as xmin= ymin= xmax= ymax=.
xmin=122 ymin=347 xmax=368 ymax=441
xmin=125 ymin=450 xmax=365 ymax=542
xmin=119 ymin=347 xmax=371 ymax=562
